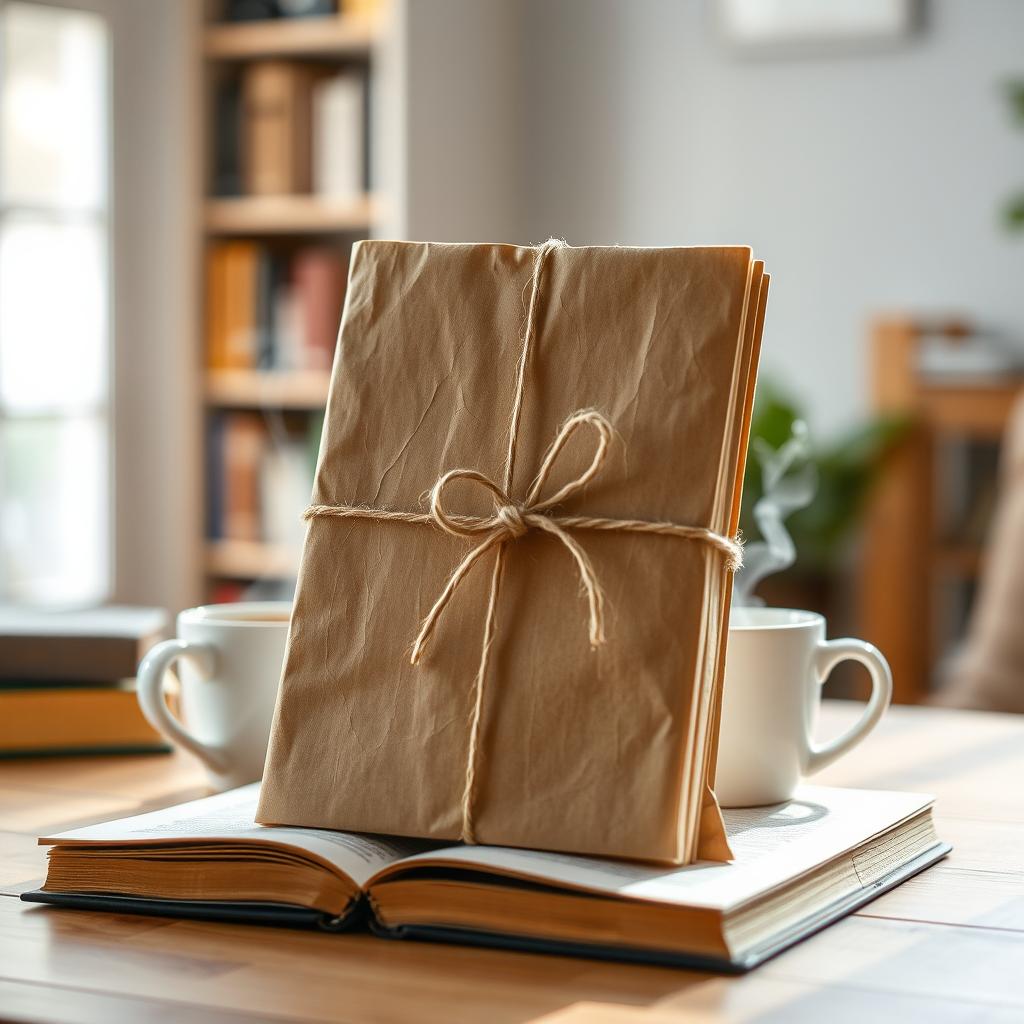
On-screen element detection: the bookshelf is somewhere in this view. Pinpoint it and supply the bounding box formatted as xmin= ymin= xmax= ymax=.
xmin=205 ymin=370 xmax=331 ymax=409
xmin=205 ymin=539 xmax=301 ymax=579
xmin=204 ymin=194 xmax=377 ymax=235
xmin=197 ymin=2 xmax=385 ymax=601
xmin=858 ymin=316 xmax=1024 ymax=704
xmin=203 ymin=13 xmax=377 ymax=60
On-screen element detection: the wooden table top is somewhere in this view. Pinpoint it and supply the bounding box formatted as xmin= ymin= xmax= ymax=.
xmin=1 ymin=701 xmax=1022 ymax=1024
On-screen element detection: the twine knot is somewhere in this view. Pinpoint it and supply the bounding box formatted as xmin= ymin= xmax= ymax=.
xmin=496 ymin=505 xmax=528 ymax=538
xmin=411 ymin=409 xmax=615 ymax=666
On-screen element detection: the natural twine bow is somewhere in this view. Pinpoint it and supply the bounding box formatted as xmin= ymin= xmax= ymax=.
xmin=304 ymin=238 xmax=742 ymax=844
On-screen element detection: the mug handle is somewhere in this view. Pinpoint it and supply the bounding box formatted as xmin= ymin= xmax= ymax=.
xmin=137 ymin=639 xmax=229 ymax=773
xmin=805 ymin=638 xmax=892 ymax=775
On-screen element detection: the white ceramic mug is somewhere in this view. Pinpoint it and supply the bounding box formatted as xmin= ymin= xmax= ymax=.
xmin=715 ymin=607 xmax=892 ymax=807
xmin=137 ymin=601 xmax=290 ymax=790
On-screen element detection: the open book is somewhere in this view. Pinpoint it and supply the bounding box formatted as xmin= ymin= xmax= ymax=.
xmin=23 ymin=785 xmax=948 ymax=972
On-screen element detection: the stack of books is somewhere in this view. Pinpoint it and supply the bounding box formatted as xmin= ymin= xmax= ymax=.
xmin=0 ymin=607 xmax=170 ymax=757
xmin=205 ymin=243 xmax=346 ymax=373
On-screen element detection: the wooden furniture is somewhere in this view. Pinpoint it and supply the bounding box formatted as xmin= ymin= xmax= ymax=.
xmin=859 ymin=316 xmax=1024 ymax=704
xmin=3 ymin=702 xmax=1023 ymax=1023
xmin=196 ymin=3 xmax=385 ymax=599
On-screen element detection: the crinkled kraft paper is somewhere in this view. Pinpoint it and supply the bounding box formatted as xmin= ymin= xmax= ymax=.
xmin=258 ymin=240 xmax=766 ymax=864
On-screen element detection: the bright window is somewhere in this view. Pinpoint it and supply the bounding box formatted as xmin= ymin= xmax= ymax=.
xmin=0 ymin=1 xmax=111 ymax=605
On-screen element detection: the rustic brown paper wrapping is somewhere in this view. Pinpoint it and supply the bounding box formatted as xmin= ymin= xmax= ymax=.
xmin=258 ymin=241 xmax=766 ymax=864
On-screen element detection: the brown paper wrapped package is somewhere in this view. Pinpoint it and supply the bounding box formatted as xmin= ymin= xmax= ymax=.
xmin=257 ymin=240 xmax=767 ymax=864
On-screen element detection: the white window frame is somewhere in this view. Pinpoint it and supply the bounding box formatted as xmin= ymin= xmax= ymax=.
xmin=0 ymin=0 xmax=114 ymax=606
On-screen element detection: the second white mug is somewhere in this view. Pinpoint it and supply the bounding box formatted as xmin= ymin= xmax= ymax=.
xmin=715 ymin=607 xmax=892 ymax=808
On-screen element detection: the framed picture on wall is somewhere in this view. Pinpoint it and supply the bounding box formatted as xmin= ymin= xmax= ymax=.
xmin=718 ymin=0 xmax=922 ymax=55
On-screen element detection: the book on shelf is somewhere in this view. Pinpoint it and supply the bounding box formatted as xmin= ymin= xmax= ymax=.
xmin=207 ymin=412 xmax=320 ymax=551
xmin=24 ymin=784 xmax=948 ymax=972
xmin=222 ymin=0 xmax=338 ymax=20
xmin=211 ymin=77 xmax=243 ymax=197
xmin=222 ymin=0 xmax=278 ymax=21
xmin=222 ymin=412 xmax=266 ymax=543
xmin=278 ymin=0 xmax=338 ymax=16
xmin=0 ymin=679 xmax=170 ymax=757
xmin=209 ymin=581 xmax=248 ymax=604
xmin=312 ymin=70 xmax=365 ymax=201
xmin=292 ymin=247 xmax=346 ymax=369
xmin=208 ymin=578 xmax=298 ymax=604
xmin=0 ymin=606 xmax=167 ymax=684
xmin=242 ymin=61 xmax=313 ymax=196
xmin=340 ymin=0 xmax=381 ymax=16
xmin=205 ymin=413 xmax=226 ymax=541
xmin=261 ymin=435 xmax=317 ymax=552
xmin=206 ymin=242 xmax=346 ymax=373
xmin=206 ymin=242 xmax=261 ymax=369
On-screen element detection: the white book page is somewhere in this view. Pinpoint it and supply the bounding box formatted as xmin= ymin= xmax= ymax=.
xmin=371 ymin=786 xmax=934 ymax=911
xmin=42 ymin=784 xmax=433 ymax=889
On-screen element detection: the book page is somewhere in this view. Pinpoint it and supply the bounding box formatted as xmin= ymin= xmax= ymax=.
xmin=370 ymin=786 xmax=934 ymax=911
xmin=42 ymin=784 xmax=434 ymax=889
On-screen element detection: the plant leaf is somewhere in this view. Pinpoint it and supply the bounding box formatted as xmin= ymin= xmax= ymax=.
xmin=1005 ymin=193 xmax=1024 ymax=231
xmin=1007 ymin=80 xmax=1024 ymax=124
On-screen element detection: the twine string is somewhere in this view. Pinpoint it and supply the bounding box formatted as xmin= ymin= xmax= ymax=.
xmin=303 ymin=239 xmax=742 ymax=843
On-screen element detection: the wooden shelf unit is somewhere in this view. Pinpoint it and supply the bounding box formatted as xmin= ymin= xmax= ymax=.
xmin=206 ymin=540 xmax=301 ymax=579
xmin=858 ymin=316 xmax=1024 ymax=704
xmin=205 ymin=370 xmax=331 ymax=409
xmin=197 ymin=4 xmax=384 ymax=597
xmin=204 ymin=194 xmax=377 ymax=235
xmin=203 ymin=12 xmax=377 ymax=60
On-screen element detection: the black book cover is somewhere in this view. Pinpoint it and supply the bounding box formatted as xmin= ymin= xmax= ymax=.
xmin=212 ymin=80 xmax=243 ymax=197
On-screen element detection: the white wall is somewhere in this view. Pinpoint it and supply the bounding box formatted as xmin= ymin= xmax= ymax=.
xmin=396 ymin=0 xmax=526 ymax=242
xmin=517 ymin=0 xmax=1024 ymax=434
xmin=107 ymin=0 xmax=198 ymax=613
